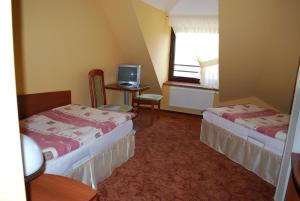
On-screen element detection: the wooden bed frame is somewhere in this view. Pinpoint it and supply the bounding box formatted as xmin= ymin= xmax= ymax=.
xmin=17 ymin=90 xmax=71 ymax=119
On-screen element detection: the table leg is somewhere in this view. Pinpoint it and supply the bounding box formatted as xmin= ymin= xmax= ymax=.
xmin=124 ymin=91 xmax=129 ymax=104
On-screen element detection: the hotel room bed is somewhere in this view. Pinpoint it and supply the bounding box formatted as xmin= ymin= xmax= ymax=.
xmin=200 ymin=104 xmax=289 ymax=186
xmin=18 ymin=91 xmax=135 ymax=189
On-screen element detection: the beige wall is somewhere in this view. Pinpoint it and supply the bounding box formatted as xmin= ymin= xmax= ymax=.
xmin=14 ymin=0 xmax=299 ymax=114
xmin=13 ymin=0 xmax=125 ymax=106
xmin=13 ymin=0 xmax=171 ymax=108
xmin=132 ymin=0 xmax=171 ymax=88
xmin=256 ymin=0 xmax=300 ymax=113
xmin=214 ymin=94 xmax=278 ymax=111
xmin=220 ymin=0 xmax=300 ymax=113
xmin=219 ymin=0 xmax=265 ymax=100
xmin=100 ymin=0 xmax=161 ymax=94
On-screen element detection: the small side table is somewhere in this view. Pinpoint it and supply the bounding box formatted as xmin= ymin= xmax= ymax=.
xmin=105 ymin=83 xmax=150 ymax=104
xmin=28 ymin=174 xmax=98 ymax=201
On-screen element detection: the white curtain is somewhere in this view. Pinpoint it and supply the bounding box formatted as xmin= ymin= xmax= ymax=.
xmin=170 ymin=15 xmax=219 ymax=89
xmin=199 ymin=58 xmax=219 ymax=89
xmin=169 ymin=15 xmax=218 ymax=33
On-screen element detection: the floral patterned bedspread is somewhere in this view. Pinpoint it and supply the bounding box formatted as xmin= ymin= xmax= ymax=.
xmin=20 ymin=104 xmax=134 ymax=161
xmin=206 ymin=104 xmax=289 ymax=141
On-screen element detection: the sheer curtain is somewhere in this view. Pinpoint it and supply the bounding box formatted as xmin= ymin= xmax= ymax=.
xmin=170 ymin=16 xmax=219 ymax=89
xmin=169 ymin=16 xmax=218 ymax=33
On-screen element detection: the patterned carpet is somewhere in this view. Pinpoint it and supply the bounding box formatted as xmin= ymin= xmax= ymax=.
xmin=98 ymin=109 xmax=275 ymax=201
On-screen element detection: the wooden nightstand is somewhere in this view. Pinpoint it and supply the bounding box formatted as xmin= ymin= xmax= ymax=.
xmin=285 ymin=153 xmax=300 ymax=201
xmin=28 ymin=174 xmax=98 ymax=201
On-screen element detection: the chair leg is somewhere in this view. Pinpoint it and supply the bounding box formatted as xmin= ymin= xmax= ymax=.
xmin=151 ymin=102 xmax=154 ymax=111
xmin=147 ymin=101 xmax=154 ymax=125
xmin=158 ymin=101 xmax=161 ymax=111
xmin=137 ymin=99 xmax=140 ymax=112
xmin=157 ymin=101 xmax=160 ymax=118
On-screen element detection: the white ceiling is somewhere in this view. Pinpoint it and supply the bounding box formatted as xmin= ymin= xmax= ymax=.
xmin=143 ymin=0 xmax=218 ymax=16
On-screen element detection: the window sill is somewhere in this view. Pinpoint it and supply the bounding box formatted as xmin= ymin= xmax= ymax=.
xmin=163 ymin=81 xmax=219 ymax=92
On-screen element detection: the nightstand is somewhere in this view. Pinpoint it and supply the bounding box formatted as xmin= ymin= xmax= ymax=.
xmin=28 ymin=174 xmax=98 ymax=201
xmin=285 ymin=153 xmax=300 ymax=201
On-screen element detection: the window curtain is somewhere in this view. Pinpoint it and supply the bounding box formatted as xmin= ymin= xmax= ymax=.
xmin=198 ymin=58 xmax=219 ymax=89
xmin=169 ymin=16 xmax=218 ymax=33
xmin=169 ymin=16 xmax=219 ymax=89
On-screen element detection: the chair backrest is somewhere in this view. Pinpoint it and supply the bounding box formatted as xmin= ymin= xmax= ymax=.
xmin=88 ymin=69 xmax=106 ymax=108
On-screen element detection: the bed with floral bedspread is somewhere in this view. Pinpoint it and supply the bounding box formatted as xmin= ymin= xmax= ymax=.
xmin=201 ymin=104 xmax=290 ymax=186
xmin=20 ymin=104 xmax=135 ymax=188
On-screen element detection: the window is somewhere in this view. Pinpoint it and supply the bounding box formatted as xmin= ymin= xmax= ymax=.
xmin=168 ymin=28 xmax=219 ymax=89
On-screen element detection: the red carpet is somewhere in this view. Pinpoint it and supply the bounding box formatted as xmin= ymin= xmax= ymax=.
xmin=98 ymin=109 xmax=275 ymax=201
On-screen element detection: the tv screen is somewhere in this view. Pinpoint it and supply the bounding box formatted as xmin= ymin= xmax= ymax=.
xmin=118 ymin=67 xmax=137 ymax=82
xmin=117 ymin=64 xmax=141 ymax=86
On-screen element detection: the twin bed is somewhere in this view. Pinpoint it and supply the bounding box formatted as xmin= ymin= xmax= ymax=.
xmin=18 ymin=91 xmax=135 ymax=189
xmin=19 ymin=91 xmax=287 ymax=188
xmin=200 ymin=104 xmax=289 ymax=186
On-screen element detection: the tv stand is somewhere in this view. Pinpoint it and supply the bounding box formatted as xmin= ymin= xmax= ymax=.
xmin=119 ymin=83 xmax=132 ymax=87
xmin=105 ymin=83 xmax=150 ymax=104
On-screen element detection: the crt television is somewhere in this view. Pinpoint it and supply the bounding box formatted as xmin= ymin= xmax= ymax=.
xmin=117 ymin=64 xmax=141 ymax=87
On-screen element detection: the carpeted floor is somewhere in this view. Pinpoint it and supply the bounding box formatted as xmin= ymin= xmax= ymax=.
xmin=98 ymin=109 xmax=275 ymax=201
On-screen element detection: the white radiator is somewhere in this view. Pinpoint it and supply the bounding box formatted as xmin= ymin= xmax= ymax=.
xmin=169 ymin=86 xmax=215 ymax=110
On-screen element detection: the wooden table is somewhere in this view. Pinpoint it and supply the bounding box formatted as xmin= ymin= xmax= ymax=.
xmin=105 ymin=83 xmax=150 ymax=104
xmin=28 ymin=174 xmax=97 ymax=201
xmin=285 ymin=153 xmax=300 ymax=201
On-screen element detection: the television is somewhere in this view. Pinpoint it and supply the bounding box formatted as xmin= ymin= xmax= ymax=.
xmin=117 ymin=64 xmax=141 ymax=87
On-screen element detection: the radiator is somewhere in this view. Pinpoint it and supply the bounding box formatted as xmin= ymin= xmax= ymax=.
xmin=169 ymin=86 xmax=215 ymax=110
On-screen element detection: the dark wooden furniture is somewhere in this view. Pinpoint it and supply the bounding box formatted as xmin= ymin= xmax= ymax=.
xmin=88 ymin=69 xmax=107 ymax=108
xmin=285 ymin=153 xmax=300 ymax=201
xmin=88 ymin=69 xmax=133 ymax=112
xmin=28 ymin=174 xmax=97 ymax=201
xmin=132 ymin=93 xmax=162 ymax=112
xmin=105 ymin=83 xmax=150 ymax=104
xmin=17 ymin=90 xmax=71 ymax=119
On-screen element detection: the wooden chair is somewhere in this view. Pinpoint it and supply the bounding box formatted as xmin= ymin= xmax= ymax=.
xmin=88 ymin=69 xmax=132 ymax=112
xmin=132 ymin=92 xmax=163 ymax=112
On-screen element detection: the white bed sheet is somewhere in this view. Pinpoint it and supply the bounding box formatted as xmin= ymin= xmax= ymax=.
xmin=45 ymin=120 xmax=133 ymax=175
xmin=203 ymin=111 xmax=285 ymax=156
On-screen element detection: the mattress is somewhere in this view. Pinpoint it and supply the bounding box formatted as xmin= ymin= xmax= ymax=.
xmin=203 ymin=111 xmax=285 ymax=156
xmin=20 ymin=104 xmax=134 ymax=161
xmin=45 ymin=119 xmax=133 ymax=175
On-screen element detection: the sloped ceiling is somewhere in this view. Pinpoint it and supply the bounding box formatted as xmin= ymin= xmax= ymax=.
xmin=100 ymin=0 xmax=162 ymax=94
xmin=142 ymin=0 xmax=178 ymax=12
xmin=143 ymin=0 xmax=218 ymax=15
xmin=132 ymin=0 xmax=171 ymax=88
